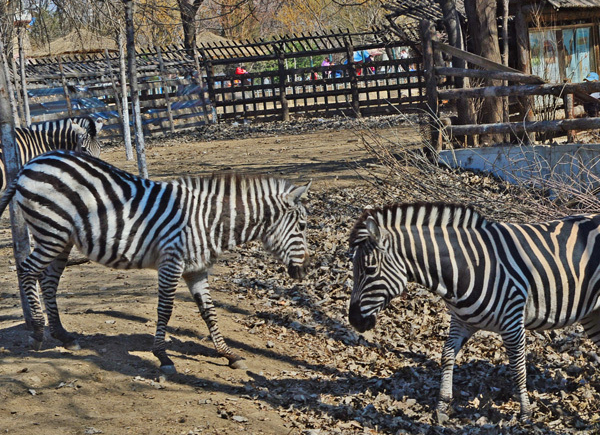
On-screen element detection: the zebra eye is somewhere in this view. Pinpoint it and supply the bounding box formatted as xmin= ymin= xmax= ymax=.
xmin=298 ymin=221 xmax=307 ymax=231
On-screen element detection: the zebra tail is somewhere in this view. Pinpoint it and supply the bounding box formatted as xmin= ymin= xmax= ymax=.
xmin=0 ymin=176 xmax=19 ymax=218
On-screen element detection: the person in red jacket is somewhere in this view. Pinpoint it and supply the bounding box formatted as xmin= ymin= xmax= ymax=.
xmin=234 ymin=65 xmax=248 ymax=85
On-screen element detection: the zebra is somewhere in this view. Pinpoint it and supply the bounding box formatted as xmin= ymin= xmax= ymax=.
xmin=348 ymin=202 xmax=600 ymax=422
xmin=0 ymin=116 xmax=103 ymax=190
xmin=0 ymin=149 xmax=310 ymax=374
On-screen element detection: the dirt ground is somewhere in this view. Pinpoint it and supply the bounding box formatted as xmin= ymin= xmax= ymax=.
xmin=0 ymin=126 xmax=390 ymax=435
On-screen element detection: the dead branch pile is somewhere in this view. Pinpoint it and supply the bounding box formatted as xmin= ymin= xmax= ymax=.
xmin=351 ymin=115 xmax=600 ymax=222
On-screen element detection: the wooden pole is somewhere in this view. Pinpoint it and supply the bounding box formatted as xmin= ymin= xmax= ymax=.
xmin=435 ymin=67 xmax=544 ymax=84
xmin=420 ymin=20 xmax=442 ymax=152
xmin=192 ymin=41 xmax=211 ymax=125
xmin=276 ymin=46 xmax=289 ymax=122
xmin=515 ymin=2 xmax=535 ymax=142
xmin=124 ymin=1 xmax=148 ymax=178
xmin=200 ymin=48 xmax=217 ymax=123
xmin=564 ymin=92 xmax=575 ymax=143
xmin=344 ymin=38 xmax=360 ymax=117
xmin=438 ymin=80 xmax=600 ymax=100
xmin=10 ymin=55 xmax=23 ymax=125
xmin=0 ymin=43 xmax=33 ymax=329
xmin=118 ymin=26 xmax=133 ymax=161
xmin=104 ymin=48 xmax=124 ymax=136
xmin=155 ymin=46 xmax=175 ymax=133
xmin=446 ymin=117 xmax=600 ymax=137
xmin=1 ymin=37 xmax=20 ymax=126
xmin=17 ymin=28 xmax=30 ymax=126
xmin=57 ymin=56 xmax=73 ymax=118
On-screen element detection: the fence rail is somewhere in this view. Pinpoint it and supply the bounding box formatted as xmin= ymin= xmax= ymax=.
xmin=13 ymin=29 xmax=423 ymax=139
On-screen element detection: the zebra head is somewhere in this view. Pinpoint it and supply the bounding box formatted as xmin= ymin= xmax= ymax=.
xmin=349 ymin=214 xmax=408 ymax=333
xmin=261 ymin=182 xmax=311 ymax=280
xmin=71 ymin=117 xmax=103 ymax=158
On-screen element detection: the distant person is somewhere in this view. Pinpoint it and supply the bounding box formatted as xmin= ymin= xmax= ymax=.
xmin=321 ymin=57 xmax=332 ymax=78
xmin=584 ymin=72 xmax=600 ymax=116
xmin=234 ymin=65 xmax=249 ymax=86
xmin=400 ymin=49 xmax=409 ymax=59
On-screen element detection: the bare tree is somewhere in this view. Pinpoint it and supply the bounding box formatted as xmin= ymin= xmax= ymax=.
xmin=123 ymin=0 xmax=148 ymax=178
xmin=178 ymin=0 xmax=203 ymax=52
xmin=464 ymin=0 xmax=503 ymax=145
xmin=0 ymin=32 xmax=33 ymax=328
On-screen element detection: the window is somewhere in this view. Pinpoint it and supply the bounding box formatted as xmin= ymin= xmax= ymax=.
xmin=529 ymin=25 xmax=595 ymax=83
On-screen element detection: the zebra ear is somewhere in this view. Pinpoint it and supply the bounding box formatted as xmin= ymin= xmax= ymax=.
xmin=365 ymin=216 xmax=381 ymax=243
xmin=287 ymin=181 xmax=311 ymax=205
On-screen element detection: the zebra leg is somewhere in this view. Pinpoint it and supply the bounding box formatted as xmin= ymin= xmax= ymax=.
xmin=183 ymin=271 xmax=247 ymax=369
xmin=18 ymin=247 xmax=64 ymax=349
xmin=39 ymin=244 xmax=80 ymax=350
xmin=501 ymin=326 xmax=531 ymax=422
xmin=151 ymin=260 xmax=184 ymax=374
xmin=436 ymin=317 xmax=476 ymax=419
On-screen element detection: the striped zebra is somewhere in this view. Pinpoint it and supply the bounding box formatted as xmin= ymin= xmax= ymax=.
xmin=348 ymin=202 xmax=600 ymax=422
xmin=0 ymin=150 xmax=310 ymax=373
xmin=0 ymin=116 xmax=102 ymax=190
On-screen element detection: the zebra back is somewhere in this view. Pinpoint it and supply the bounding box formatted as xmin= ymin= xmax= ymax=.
xmin=350 ymin=202 xmax=488 ymax=247
xmin=0 ymin=117 xmax=101 ymax=190
xmin=6 ymin=150 xmax=309 ymax=274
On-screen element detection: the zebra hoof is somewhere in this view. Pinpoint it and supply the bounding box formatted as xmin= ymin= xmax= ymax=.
xmin=64 ymin=340 xmax=81 ymax=351
xmin=160 ymin=364 xmax=177 ymax=375
xmin=229 ymin=359 xmax=248 ymax=370
xmin=28 ymin=337 xmax=43 ymax=351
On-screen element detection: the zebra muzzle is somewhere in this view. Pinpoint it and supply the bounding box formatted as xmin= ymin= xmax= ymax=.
xmin=348 ymin=302 xmax=376 ymax=332
xmin=287 ymin=262 xmax=307 ymax=280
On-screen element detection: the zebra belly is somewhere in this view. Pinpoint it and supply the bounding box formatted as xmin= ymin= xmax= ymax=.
xmin=523 ymin=290 xmax=600 ymax=330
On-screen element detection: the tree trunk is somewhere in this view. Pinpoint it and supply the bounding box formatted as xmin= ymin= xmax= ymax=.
xmin=0 ymin=35 xmax=33 ymax=329
xmin=118 ymin=25 xmax=134 ymax=161
xmin=438 ymin=0 xmax=476 ymax=147
xmin=464 ymin=0 xmax=504 ymax=145
xmin=124 ymin=0 xmax=148 ymax=178
xmin=178 ymin=0 xmax=203 ymax=54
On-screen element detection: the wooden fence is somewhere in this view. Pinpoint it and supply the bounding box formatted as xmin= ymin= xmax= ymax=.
xmin=419 ymin=20 xmax=600 ymax=149
xmin=14 ymin=29 xmax=424 ymax=139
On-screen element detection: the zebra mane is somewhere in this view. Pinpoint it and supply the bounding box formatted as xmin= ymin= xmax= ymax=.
xmin=176 ymin=172 xmax=296 ymax=192
xmin=350 ymin=202 xmax=488 ymax=245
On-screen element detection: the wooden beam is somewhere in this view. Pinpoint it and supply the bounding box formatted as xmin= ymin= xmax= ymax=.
xmin=438 ymin=80 xmax=600 ymax=103
xmin=435 ymin=67 xmax=543 ymax=84
xmin=433 ymin=41 xmax=533 ymax=77
xmin=446 ymin=117 xmax=600 ymax=136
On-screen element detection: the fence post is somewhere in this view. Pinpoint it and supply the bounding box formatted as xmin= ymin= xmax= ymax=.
xmin=0 ymin=37 xmax=20 ymax=126
xmin=420 ymin=19 xmax=442 ymax=153
xmin=344 ymin=38 xmax=361 ymax=117
xmin=201 ymin=48 xmax=218 ymax=123
xmin=17 ymin=28 xmax=30 ymax=126
xmin=0 ymin=49 xmax=33 ymax=329
xmin=104 ymin=48 xmax=124 ymax=136
xmin=155 ymin=46 xmax=175 ymax=133
xmin=565 ymin=91 xmax=575 ymax=143
xmin=275 ymin=45 xmax=289 ymax=122
xmin=118 ymin=25 xmax=134 ymax=160
xmin=515 ymin=2 xmax=535 ymax=142
xmin=10 ymin=55 xmax=23 ymax=125
xmin=192 ymin=42 xmax=211 ymax=125
xmin=57 ymin=56 xmax=74 ymax=118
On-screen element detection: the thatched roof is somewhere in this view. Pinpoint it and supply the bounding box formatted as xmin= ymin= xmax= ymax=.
xmin=31 ymin=29 xmax=117 ymax=57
